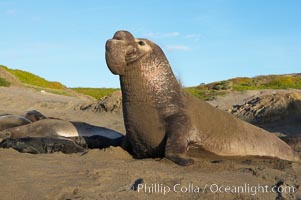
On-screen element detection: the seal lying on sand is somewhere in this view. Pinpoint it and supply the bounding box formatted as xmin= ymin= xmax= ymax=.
xmin=0 ymin=119 xmax=124 ymax=153
xmin=0 ymin=115 xmax=31 ymax=131
xmin=0 ymin=137 xmax=86 ymax=154
xmin=105 ymin=30 xmax=300 ymax=166
xmin=0 ymin=110 xmax=51 ymax=131
xmin=0 ymin=118 xmax=123 ymax=139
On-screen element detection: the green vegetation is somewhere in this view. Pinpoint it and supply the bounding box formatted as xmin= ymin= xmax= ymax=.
xmin=231 ymin=75 xmax=301 ymax=90
xmin=0 ymin=65 xmax=119 ymax=98
xmin=230 ymin=77 xmax=260 ymax=91
xmin=1 ymin=65 xmax=66 ymax=89
xmin=0 ymin=77 xmax=10 ymax=87
xmin=1 ymin=64 xmax=300 ymax=100
xmin=263 ymin=76 xmax=301 ymax=89
xmin=186 ymin=74 xmax=301 ymax=100
xmin=71 ymin=88 xmax=119 ymax=99
xmin=185 ymin=87 xmax=226 ymax=101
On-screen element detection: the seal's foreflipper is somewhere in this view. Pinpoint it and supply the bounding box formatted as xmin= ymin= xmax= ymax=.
xmin=0 ymin=137 xmax=86 ymax=154
xmin=165 ymin=113 xmax=194 ymax=166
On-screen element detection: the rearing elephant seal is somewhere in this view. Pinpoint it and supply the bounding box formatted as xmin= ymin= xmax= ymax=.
xmin=105 ymin=30 xmax=300 ymax=166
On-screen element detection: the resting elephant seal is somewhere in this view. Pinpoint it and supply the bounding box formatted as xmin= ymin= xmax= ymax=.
xmin=105 ymin=30 xmax=300 ymax=166
xmin=0 ymin=115 xmax=31 ymax=131
xmin=0 ymin=137 xmax=86 ymax=154
xmin=0 ymin=119 xmax=123 ymax=140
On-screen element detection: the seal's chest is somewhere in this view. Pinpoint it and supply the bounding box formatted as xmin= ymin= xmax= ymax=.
xmin=125 ymin=103 xmax=166 ymax=149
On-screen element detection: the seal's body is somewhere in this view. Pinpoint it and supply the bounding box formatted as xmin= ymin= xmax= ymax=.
xmin=0 ymin=115 xmax=31 ymax=131
xmin=105 ymin=30 xmax=300 ymax=166
xmin=0 ymin=119 xmax=123 ymax=140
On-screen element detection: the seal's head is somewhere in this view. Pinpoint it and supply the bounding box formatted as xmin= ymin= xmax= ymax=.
xmin=105 ymin=30 xmax=154 ymax=75
xmin=0 ymin=130 xmax=11 ymax=142
xmin=25 ymin=110 xmax=47 ymax=122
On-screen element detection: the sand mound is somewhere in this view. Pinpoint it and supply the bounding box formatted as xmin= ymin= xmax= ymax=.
xmin=78 ymin=91 xmax=122 ymax=113
xmin=230 ymin=91 xmax=301 ymax=124
xmin=229 ymin=91 xmax=301 ymax=136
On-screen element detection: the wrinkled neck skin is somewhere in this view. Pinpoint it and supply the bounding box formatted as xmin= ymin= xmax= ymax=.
xmin=120 ymin=51 xmax=184 ymax=116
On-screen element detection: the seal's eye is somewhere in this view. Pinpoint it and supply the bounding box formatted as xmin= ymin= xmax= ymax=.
xmin=138 ymin=41 xmax=145 ymax=46
xmin=3 ymin=131 xmax=10 ymax=137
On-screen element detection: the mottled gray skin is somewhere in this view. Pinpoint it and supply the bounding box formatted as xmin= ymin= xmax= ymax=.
xmin=0 ymin=115 xmax=31 ymax=131
xmin=105 ymin=30 xmax=300 ymax=166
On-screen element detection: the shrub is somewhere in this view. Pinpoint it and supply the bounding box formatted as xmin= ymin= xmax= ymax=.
xmin=264 ymin=76 xmax=295 ymax=89
xmin=212 ymin=81 xmax=233 ymax=90
xmin=0 ymin=77 xmax=10 ymax=87
xmin=295 ymin=78 xmax=301 ymax=88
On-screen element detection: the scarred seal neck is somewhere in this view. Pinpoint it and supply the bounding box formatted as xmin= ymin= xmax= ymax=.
xmin=120 ymin=51 xmax=182 ymax=108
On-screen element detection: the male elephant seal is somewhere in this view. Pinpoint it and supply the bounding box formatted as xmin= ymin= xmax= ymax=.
xmin=105 ymin=30 xmax=300 ymax=166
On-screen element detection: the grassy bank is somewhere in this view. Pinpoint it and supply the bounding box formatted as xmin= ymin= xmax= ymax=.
xmin=71 ymin=88 xmax=119 ymax=99
xmin=1 ymin=64 xmax=300 ymax=100
xmin=1 ymin=66 xmax=66 ymax=90
xmin=0 ymin=77 xmax=10 ymax=87
xmin=186 ymin=74 xmax=301 ymax=100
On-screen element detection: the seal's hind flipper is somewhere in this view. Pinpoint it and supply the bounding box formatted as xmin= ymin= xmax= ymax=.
xmin=0 ymin=137 xmax=86 ymax=154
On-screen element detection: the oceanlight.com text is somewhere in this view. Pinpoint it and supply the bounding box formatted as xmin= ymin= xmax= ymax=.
xmin=136 ymin=183 xmax=297 ymax=196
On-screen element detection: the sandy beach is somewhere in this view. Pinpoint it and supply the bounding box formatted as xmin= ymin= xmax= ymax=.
xmin=0 ymin=86 xmax=300 ymax=200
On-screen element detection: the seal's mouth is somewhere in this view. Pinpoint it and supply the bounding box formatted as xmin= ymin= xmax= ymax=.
xmin=106 ymin=31 xmax=135 ymax=52
xmin=113 ymin=30 xmax=135 ymax=41
xmin=105 ymin=31 xmax=137 ymax=75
